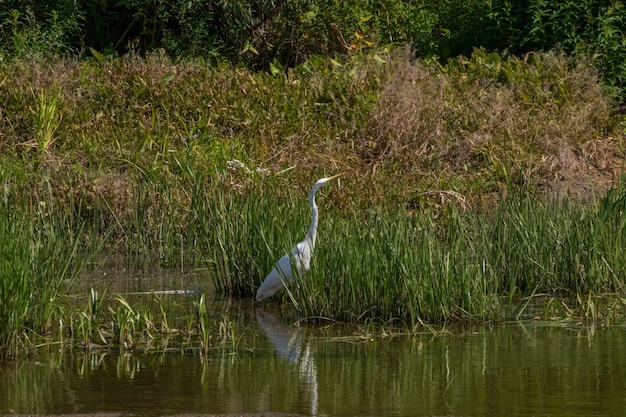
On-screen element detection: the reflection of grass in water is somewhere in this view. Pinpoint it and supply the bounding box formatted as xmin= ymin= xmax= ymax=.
xmin=4 ymin=323 xmax=626 ymax=416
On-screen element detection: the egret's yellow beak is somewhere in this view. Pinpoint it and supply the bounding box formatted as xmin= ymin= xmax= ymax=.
xmin=327 ymin=173 xmax=344 ymax=181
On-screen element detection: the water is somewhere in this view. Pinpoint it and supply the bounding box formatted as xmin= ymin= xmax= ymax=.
xmin=2 ymin=270 xmax=626 ymax=417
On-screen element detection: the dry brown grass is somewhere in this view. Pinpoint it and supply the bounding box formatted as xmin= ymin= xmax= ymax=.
xmin=357 ymin=49 xmax=623 ymax=206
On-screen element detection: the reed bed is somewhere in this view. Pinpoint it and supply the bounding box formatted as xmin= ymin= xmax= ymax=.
xmin=226 ymin=183 xmax=626 ymax=326
xmin=2 ymin=175 xmax=626 ymax=358
xmin=296 ymin=209 xmax=498 ymax=325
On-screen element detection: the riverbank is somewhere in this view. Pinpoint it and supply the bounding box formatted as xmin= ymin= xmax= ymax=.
xmin=1 ymin=49 xmax=625 ymax=358
xmin=1 ymin=49 xmax=623 ymax=212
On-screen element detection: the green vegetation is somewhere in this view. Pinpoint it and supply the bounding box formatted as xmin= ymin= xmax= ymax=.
xmin=1 ymin=2 xmax=626 ymax=358
xmin=0 ymin=188 xmax=85 ymax=359
xmin=63 ymin=290 xmax=250 ymax=356
xmin=0 ymin=49 xmax=619 ymax=211
xmin=2 ymin=1 xmax=625 ymax=96
xmin=296 ymin=188 xmax=626 ymax=326
xmin=0 ymin=284 xmax=253 ymax=360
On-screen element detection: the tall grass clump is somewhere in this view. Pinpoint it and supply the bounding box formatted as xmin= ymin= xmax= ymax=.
xmin=207 ymin=179 xmax=319 ymax=298
xmin=298 ymin=207 xmax=499 ymax=326
xmin=486 ymin=188 xmax=626 ymax=297
xmin=484 ymin=195 xmax=593 ymax=295
xmin=0 ymin=183 xmax=85 ymax=359
xmin=595 ymin=177 xmax=626 ymax=288
xmin=288 ymin=187 xmax=626 ymax=325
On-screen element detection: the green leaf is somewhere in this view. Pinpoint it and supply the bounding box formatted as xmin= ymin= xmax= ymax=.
xmin=269 ymin=62 xmax=280 ymax=75
xmin=89 ymin=47 xmax=105 ymax=62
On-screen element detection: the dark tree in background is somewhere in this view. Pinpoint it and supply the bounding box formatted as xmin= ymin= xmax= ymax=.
xmin=1 ymin=0 xmax=624 ymax=95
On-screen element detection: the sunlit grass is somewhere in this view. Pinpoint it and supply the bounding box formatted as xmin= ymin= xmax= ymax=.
xmin=288 ymin=187 xmax=626 ymax=325
xmin=0 ymin=187 xmax=85 ymax=359
xmin=55 ymin=290 xmax=252 ymax=355
xmin=1 ymin=50 xmax=621 ymax=216
xmin=296 ymin=208 xmax=498 ymax=325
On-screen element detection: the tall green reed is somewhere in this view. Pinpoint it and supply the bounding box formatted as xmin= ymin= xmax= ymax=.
xmin=298 ymin=208 xmax=499 ymax=326
xmin=0 ymin=183 xmax=85 ymax=359
xmin=486 ymin=191 xmax=626 ymax=296
xmin=288 ymin=189 xmax=626 ymax=325
xmin=206 ymin=186 xmax=310 ymax=298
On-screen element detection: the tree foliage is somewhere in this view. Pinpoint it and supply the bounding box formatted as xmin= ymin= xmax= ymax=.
xmin=0 ymin=0 xmax=625 ymax=94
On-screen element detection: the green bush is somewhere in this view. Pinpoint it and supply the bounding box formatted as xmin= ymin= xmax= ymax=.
xmin=486 ymin=0 xmax=626 ymax=95
xmin=0 ymin=1 xmax=82 ymax=58
xmin=2 ymin=0 xmax=625 ymax=95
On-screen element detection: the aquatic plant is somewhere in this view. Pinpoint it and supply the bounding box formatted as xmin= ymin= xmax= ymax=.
xmin=207 ymin=184 xmax=311 ymax=298
xmin=195 ymin=293 xmax=210 ymax=355
xmin=0 ymin=189 xmax=85 ymax=359
xmin=191 ymin=170 xmax=626 ymax=327
xmin=75 ymin=288 xmax=108 ymax=347
xmin=287 ymin=191 xmax=626 ymax=325
xmin=195 ymin=294 xmax=255 ymax=356
xmin=112 ymin=295 xmax=142 ymax=350
xmin=40 ymin=291 xmax=254 ymax=355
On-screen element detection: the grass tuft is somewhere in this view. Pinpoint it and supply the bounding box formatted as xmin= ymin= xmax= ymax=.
xmin=0 ymin=182 xmax=86 ymax=359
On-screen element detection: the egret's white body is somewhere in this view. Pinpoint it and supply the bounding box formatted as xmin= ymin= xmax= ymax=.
xmin=256 ymin=174 xmax=342 ymax=301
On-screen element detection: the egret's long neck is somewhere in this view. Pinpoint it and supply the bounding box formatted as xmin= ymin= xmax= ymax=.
xmin=306 ymin=186 xmax=320 ymax=249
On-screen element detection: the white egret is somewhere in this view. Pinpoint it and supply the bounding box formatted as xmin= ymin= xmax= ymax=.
xmin=256 ymin=173 xmax=343 ymax=301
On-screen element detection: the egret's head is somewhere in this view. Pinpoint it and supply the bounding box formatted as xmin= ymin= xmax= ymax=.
xmin=314 ymin=173 xmax=343 ymax=187
xmin=310 ymin=173 xmax=343 ymax=198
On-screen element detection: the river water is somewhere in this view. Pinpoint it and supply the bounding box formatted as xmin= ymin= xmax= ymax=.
xmin=1 ymin=269 xmax=625 ymax=417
